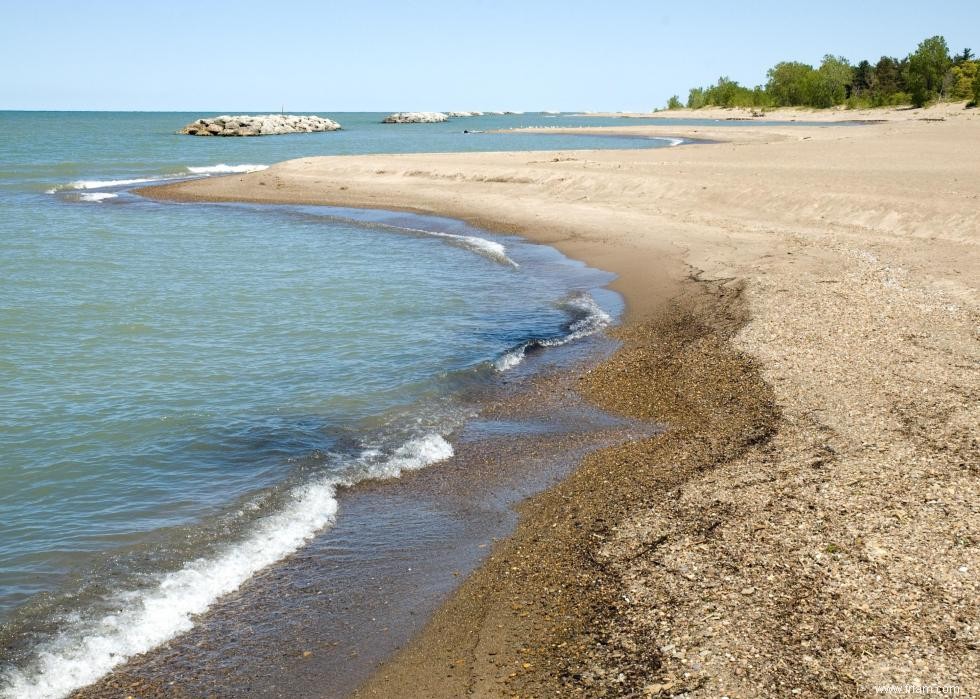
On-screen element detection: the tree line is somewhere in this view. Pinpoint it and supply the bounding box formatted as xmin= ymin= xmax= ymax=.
xmin=667 ymin=36 xmax=979 ymax=110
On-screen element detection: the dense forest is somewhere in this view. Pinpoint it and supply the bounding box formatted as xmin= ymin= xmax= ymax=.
xmin=667 ymin=36 xmax=979 ymax=110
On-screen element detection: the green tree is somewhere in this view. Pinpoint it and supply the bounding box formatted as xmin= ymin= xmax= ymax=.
xmin=973 ymin=69 xmax=980 ymax=106
xmin=667 ymin=95 xmax=683 ymax=110
xmin=873 ymin=56 xmax=905 ymax=96
xmin=672 ymin=36 xmax=968 ymax=112
xmin=817 ymin=55 xmax=853 ymax=105
xmin=766 ymin=61 xmax=815 ymax=106
xmin=710 ymin=76 xmax=744 ymax=106
xmin=852 ymin=60 xmax=874 ymax=94
xmin=687 ymin=87 xmax=706 ymax=109
xmin=948 ymin=61 xmax=978 ymax=100
xmin=906 ymin=35 xmax=951 ymax=106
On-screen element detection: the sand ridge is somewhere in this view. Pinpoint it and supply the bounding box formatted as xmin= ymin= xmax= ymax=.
xmin=138 ymin=112 xmax=979 ymax=696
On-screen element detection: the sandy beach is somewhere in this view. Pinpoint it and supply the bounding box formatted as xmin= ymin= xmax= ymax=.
xmin=138 ymin=109 xmax=979 ymax=697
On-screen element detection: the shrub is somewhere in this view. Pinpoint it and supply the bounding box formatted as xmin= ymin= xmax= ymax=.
xmin=948 ymin=61 xmax=979 ymax=101
xmin=687 ymin=87 xmax=707 ymax=109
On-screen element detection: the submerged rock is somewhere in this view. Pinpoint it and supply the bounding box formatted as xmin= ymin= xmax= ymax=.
xmin=179 ymin=114 xmax=341 ymax=136
xmin=382 ymin=112 xmax=449 ymax=124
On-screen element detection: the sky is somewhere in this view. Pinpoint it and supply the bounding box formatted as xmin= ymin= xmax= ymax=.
xmin=1 ymin=0 xmax=978 ymax=112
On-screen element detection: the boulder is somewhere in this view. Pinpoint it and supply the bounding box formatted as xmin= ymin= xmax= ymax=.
xmin=178 ymin=114 xmax=341 ymax=136
xmin=382 ymin=112 xmax=449 ymax=124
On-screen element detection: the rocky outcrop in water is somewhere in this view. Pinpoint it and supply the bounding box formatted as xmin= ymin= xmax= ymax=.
xmin=179 ymin=115 xmax=341 ymax=136
xmin=382 ymin=112 xmax=449 ymax=124
xmin=446 ymin=111 xmax=483 ymax=117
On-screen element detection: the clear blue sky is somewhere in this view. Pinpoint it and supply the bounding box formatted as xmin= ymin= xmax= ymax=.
xmin=2 ymin=0 xmax=977 ymax=111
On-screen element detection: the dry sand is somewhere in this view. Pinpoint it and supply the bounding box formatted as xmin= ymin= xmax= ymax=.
xmin=139 ymin=109 xmax=979 ymax=697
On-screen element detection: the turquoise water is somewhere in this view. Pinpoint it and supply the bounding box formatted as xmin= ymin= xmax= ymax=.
xmin=0 ymin=111 xmax=683 ymax=697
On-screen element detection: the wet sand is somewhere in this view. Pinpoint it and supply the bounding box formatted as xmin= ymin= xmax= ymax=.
xmin=135 ymin=112 xmax=979 ymax=696
xmin=70 ymin=338 xmax=654 ymax=698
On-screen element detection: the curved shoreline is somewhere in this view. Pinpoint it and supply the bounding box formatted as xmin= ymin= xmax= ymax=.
xmin=5 ymin=202 xmax=622 ymax=699
xmin=131 ymin=116 xmax=978 ymax=697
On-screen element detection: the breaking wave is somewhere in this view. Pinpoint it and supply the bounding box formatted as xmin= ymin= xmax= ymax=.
xmin=63 ymin=176 xmax=167 ymax=190
xmin=185 ymin=164 xmax=269 ymax=175
xmin=374 ymin=222 xmax=519 ymax=268
xmin=494 ymin=292 xmax=612 ymax=371
xmin=77 ymin=192 xmax=118 ymax=202
xmin=47 ymin=164 xmax=269 ymax=194
xmin=0 ymin=433 xmax=453 ymax=699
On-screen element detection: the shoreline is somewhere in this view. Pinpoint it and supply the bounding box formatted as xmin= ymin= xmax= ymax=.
xmin=71 ymin=343 xmax=649 ymax=699
xmin=133 ymin=115 xmax=978 ymax=696
xmin=10 ymin=202 xmax=623 ymax=699
xmin=574 ymin=100 xmax=975 ymax=123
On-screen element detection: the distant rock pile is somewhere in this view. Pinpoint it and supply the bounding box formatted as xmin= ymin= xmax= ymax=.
xmin=446 ymin=111 xmax=484 ymax=117
xmin=179 ymin=115 xmax=341 ymax=137
xmin=382 ymin=112 xmax=449 ymax=124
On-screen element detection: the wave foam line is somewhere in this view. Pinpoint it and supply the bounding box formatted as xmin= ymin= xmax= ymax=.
xmin=494 ymin=292 xmax=612 ymax=371
xmin=77 ymin=192 xmax=118 ymax=202
xmin=64 ymin=176 xmax=167 ymax=190
xmin=376 ymin=222 xmax=519 ymax=268
xmin=47 ymin=164 xmax=269 ymax=194
xmin=0 ymin=433 xmax=453 ymax=699
xmin=185 ymin=164 xmax=269 ymax=175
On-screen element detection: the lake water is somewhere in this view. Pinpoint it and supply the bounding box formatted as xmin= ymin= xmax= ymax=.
xmin=0 ymin=111 xmax=695 ymax=698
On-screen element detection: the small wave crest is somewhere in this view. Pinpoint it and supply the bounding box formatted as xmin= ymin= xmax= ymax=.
xmin=77 ymin=192 xmax=118 ymax=203
xmin=63 ymin=176 xmax=168 ymax=190
xmin=426 ymin=230 xmax=518 ymax=268
xmin=46 ymin=164 xmax=269 ymax=195
xmin=352 ymin=219 xmax=518 ymax=268
xmin=0 ymin=433 xmax=453 ymax=699
xmin=493 ymin=292 xmax=612 ymax=371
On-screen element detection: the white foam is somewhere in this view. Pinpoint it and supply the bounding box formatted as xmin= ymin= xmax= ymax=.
xmin=369 ymin=433 xmax=454 ymax=478
xmin=48 ymin=164 xmax=268 ymax=195
xmin=185 ymin=164 xmax=269 ymax=175
xmin=77 ymin=192 xmax=118 ymax=202
xmin=493 ymin=347 xmax=527 ymax=371
xmin=554 ymin=293 xmax=614 ymax=344
xmin=432 ymin=231 xmax=518 ymax=268
xmin=493 ymin=293 xmax=613 ymax=371
xmin=66 ymin=176 xmax=166 ymax=190
xmin=0 ymin=432 xmax=454 ymax=699
xmin=382 ymin=224 xmax=518 ymax=268
xmin=662 ymin=137 xmax=685 ymax=147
